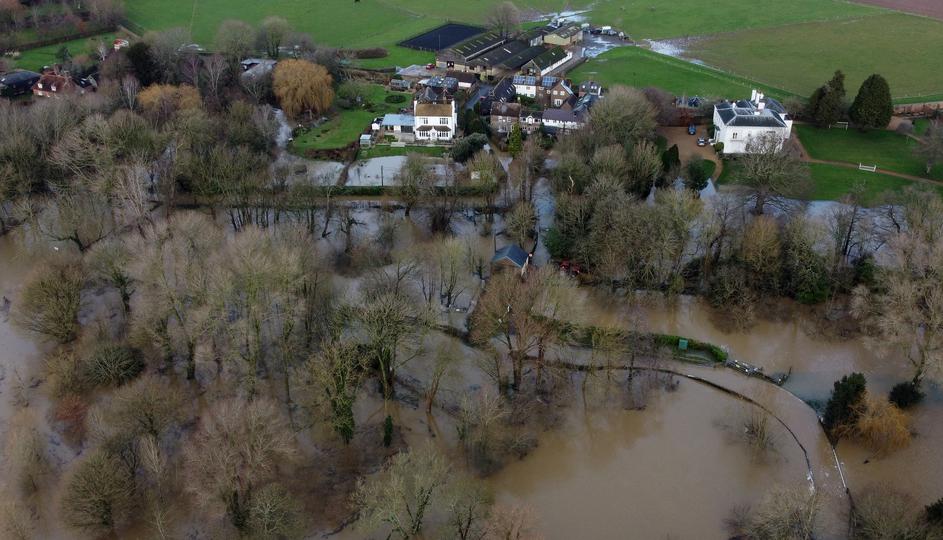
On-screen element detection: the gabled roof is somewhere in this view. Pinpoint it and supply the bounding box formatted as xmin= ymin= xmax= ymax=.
xmin=548 ymin=24 xmax=581 ymax=39
xmin=714 ymin=97 xmax=788 ymax=129
xmin=446 ymin=31 xmax=506 ymax=60
xmin=426 ymin=76 xmax=459 ymax=90
xmin=496 ymin=45 xmax=546 ymax=70
xmin=473 ymin=41 xmax=531 ymax=68
xmin=527 ymin=46 xmax=567 ymax=71
xmin=490 ymin=77 xmax=517 ymax=101
xmin=519 ymin=27 xmax=551 ymax=42
xmin=415 ymin=102 xmax=453 ymax=118
xmin=445 ymin=70 xmax=478 ymax=84
xmin=513 ymin=75 xmax=537 ymax=86
xmin=491 ymin=244 xmax=529 ymax=267
xmin=727 ymin=115 xmax=787 ymax=128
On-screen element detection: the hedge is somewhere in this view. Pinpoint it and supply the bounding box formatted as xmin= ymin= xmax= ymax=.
xmin=548 ymin=319 xmax=729 ymax=364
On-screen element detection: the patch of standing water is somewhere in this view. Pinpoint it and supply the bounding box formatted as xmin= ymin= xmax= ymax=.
xmin=645 ymin=38 xmax=706 ymax=65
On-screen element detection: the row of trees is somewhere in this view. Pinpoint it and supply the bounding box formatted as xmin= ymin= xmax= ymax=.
xmin=807 ymin=70 xmax=893 ymax=129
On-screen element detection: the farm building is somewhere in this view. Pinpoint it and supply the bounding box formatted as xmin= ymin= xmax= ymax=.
xmin=436 ymin=31 xmax=507 ymax=71
xmin=519 ymin=26 xmax=552 ymax=47
xmin=713 ymin=89 xmax=793 ymax=154
xmin=470 ymin=41 xmax=544 ymax=78
xmin=522 ymin=46 xmax=572 ymax=77
xmin=544 ymin=24 xmax=583 ymax=47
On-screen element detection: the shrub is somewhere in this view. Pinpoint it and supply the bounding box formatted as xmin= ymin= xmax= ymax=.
xmin=713 ymin=142 xmax=724 ymax=154
xmin=823 ymin=372 xmax=866 ymax=437
xmin=685 ymin=156 xmax=711 ymax=191
xmin=44 ymin=349 xmax=89 ymax=397
xmin=852 ymin=395 xmax=912 ymax=455
xmin=543 ymin=227 xmax=573 ymax=260
xmin=82 ymin=344 xmax=144 ymax=388
xmin=354 ymin=47 xmax=388 ymax=59
xmin=927 ymin=498 xmax=943 ymax=525
xmin=854 ymin=485 xmax=928 ymax=539
xmin=384 ymin=94 xmax=406 ymax=104
xmin=451 ymin=133 xmax=489 ymax=163
xmin=889 ymin=381 xmax=924 ymax=409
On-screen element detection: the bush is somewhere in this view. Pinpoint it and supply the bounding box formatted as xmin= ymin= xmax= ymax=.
xmin=713 ymin=142 xmax=724 ymax=154
xmin=83 ymin=344 xmax=144 ymax=388
xmin=685 ymin=157 xmax=711 ymax=191
xmin=823 ymin=373 xmax=866 ymax=436
xmin=451 ymin=133 xmax=489 ymax=163
xmin=543 ymin=227 xmax=573 ymax=260
xmin=927 ymin=498 xmax=943 ymax=525
xmin=384 ymin=94 xmax=406 ymax=104
xmin=354 ymin=47 xmax=388 ymax=59
xmin=889 ymin=381 xmax=924 ymax=409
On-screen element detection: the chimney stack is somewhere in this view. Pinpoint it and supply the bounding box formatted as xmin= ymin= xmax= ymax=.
xmin=750 ymin=89 xmax=758 ymax=102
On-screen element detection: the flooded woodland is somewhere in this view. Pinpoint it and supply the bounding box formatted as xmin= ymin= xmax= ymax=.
xmin=2 ymin=46 xmax=943 ymax=540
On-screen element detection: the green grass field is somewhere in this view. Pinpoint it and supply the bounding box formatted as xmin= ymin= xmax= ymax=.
xmin=357 ymin=145 xmax=445 ymax=159
xmin=717 ymin=159 xmax=934 ymax=204
xmin=688 ymin=13 xmax=943 ymax=101
xmin=12 ymin=33 xmax=116 ymax=71
xmin=796 ymin=124 xmax=943 ymax=180
xmin=584 ymin=0 xmax=881 ymax=40
xmin=569 ymin=47 xmax=795 ymax=100
xmin=290 ymin=84 xmax=410 ymax=152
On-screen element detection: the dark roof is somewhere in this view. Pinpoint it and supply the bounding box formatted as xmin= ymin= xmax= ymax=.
xmin=513 ymin=75 xmax=536 ymax=86
xmin=445 ymin=70 xmax=478 ymax=84
xmin=416 ymin=86 xmax=446 ymax=103
xmin=490 ymin=77 xmax=517 ymax=102
xmin=542 ymin=108 xmax=581 ymax=123
xmin=0 ymin=70 xmax=41 ymax=86
xmin=519 ymin=27 xmax=551 ymax=42
xmin=447 ymin=32 xmax=506 ymax=60
xmin=491 ymin=244 xmax=529 ymax=267
xmin=717 ymin=106 xmax=735 ymax=123
xmin=763 ymin=96 xmax=788 ymax=115
xmin=473 ymin=41 xmax=533 ymax=68
xmin=497 ymin=45 xmax=546 ymax=70
xmin=727 ymin=115 xmax=786 ymax=128
xmin=426 ymin=76 xmax=459 ymax=91
xmin=527 ymin=46 xmax=567 ymax=71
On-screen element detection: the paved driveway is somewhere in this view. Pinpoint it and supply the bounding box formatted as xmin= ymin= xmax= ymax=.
xmin=657 ymin=126 xmax=723 ymax=178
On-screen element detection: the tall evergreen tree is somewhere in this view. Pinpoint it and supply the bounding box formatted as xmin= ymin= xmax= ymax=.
xmin=809 ymin=70 xmax=846 ymax=127
xmin=849 ymin=74 xmax=893 ymax=129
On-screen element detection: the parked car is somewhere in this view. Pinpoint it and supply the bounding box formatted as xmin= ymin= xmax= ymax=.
xmin=425 ymin=63 xmax=436 ymax=70
xmin=0 ymin=70 xmax=41 ymax=97
xmin=687 ymin=123 xmax=696 ymax=135
xmin=697 ymin=137 xmax=707 ymax=147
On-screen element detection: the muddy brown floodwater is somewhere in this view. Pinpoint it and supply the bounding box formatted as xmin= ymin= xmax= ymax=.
xmin=489 ymin=381 xmax=810 ymax=539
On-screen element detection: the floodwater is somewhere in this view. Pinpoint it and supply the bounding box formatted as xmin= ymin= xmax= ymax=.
xmin=489 ymin=381 xmax=810 ymax=539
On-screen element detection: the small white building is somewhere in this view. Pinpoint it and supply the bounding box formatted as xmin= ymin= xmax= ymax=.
xmin=713 ymin=90 xmax=793 ymax=154
xmin=414 ymin=99 xmax=457 ymax=142
xmin=374 ymin=113 xmax=415 ymax=143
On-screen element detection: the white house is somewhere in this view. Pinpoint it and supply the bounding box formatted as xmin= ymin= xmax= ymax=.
xmin=713 ymin=90 xmax=793 ymax=154
xmin=414 ymin=99 xmax=457 ymax=142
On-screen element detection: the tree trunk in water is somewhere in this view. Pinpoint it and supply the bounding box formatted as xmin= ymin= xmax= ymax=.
xmin=185 ymin=341 xmax=196 ymax=380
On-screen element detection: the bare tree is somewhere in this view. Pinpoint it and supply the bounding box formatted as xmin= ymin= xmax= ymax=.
xmin=60 ymin=451 xmax=137 ymax=536
xmin=247 ymin=483 xmax=304 ymax=539
xmin=396 ymin=153 xmax=435 ymax=217
xmin=734 ymin=133 xmax=810 ymax=215
xmin=483 ymin=503 xmax=543 ymax=540
xmin=258 ymin=16 xmax=292 ymax=58
xmin=852 ymin=484 xmax=929 ymax=540
xmin=353 ymin=443 xmax=451 ymax=539
xmin=505 ymin=201 xmax=535 ymax=248
xmin=119 ymin=75 xmax=140 ymax=110
xmin=184 ymin=398 xmax=297 ymax=532
xmin=444 ymin=473 xmax=494 ymax=540
xmin=727 ymin=485 xmax=818 ymax=540
xmin=215 ymin=20 xmax=256 ymax=64
xmin=296 ymin=341 xmax=366 ymax=443
xmin=201 ymin=53 xmax=230 ymax=106
xmin=487 ymin=1 xmax=521 ymax=37
xmin=12 ymin=262 xmax=84 ymax=343
xmin=914 ymin=122 xmax=943 ymax=175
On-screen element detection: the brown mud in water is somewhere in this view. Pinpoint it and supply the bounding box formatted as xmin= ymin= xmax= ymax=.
xmin=488 ymin=380 xmax=811 ymax=539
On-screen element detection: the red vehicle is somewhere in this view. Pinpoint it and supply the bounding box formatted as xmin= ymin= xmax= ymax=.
xmin=425 ymin=63 xmax=436 ymax=70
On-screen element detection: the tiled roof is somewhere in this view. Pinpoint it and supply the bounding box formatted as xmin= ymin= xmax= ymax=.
xmin=528 ymin=46 xmax=567 ymax=70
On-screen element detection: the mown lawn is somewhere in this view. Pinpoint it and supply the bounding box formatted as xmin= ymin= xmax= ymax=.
xmin=354 ymin=47 xmax=433 ymax=70
xmin=688 ymin=13 xmax=943 ymax=101
xmin=357 ymin=145 xmax=445 ymax=159
xmin=569 ymin=47 xmax=794 ymax=100
xmin=289 ymin=84 xmax=411 ymax=152
xmin=717 ymin=159 xmax=935 ymax=204
xmin=12 ymin=33 xmax=116 ymax=71
xmin=585 ymin=0 xmax=881 ymax=40
xmin=796 ymin=124 xmax=943 ymax=180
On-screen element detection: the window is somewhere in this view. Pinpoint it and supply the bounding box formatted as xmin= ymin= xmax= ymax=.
xmin=732 ymin=132 xmax=738 ymax=139
xmin=439 ymin=118 xmax=448 ymax=125
xmin=421 ymin=118 xmax=428 ymax=124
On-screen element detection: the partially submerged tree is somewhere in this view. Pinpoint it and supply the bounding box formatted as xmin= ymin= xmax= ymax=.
xmin=12 ymin=262 xmax=84 ymax=343
xmin=353 ymin=443 xmax=451 ymax=539
xmin=61 ymin=451 xmax=137 ymax=536
xmin=297 ymin=341 xmax=366 ymax=443
xmin=822 ymin=372 xmax=867 ymax=438
xmin=184 ymin=398 xmax=297 ymax=532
